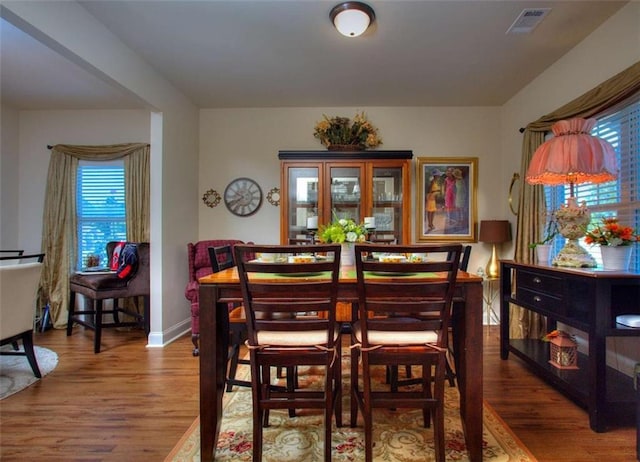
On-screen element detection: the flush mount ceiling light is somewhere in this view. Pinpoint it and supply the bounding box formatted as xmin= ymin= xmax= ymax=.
xmin=330 ymin=2 xmax=375 ymax=38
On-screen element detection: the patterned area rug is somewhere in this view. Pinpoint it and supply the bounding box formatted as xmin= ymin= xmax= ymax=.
xmin=0 ymin=345 xmax=58 ymax=400
xmin=167 ymin=358 xmax=537 ymax=462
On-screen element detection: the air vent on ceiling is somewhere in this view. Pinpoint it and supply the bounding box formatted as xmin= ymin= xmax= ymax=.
xmin=506 ymin=8 xmax=551 ymax=34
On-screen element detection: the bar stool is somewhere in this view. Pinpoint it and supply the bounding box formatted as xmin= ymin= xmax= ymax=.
xmin=67 ymin=242 xmax=150 ymax=353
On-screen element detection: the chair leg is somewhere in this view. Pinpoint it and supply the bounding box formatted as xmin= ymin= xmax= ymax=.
xmin=67 ymin=291 xmax=76 ymax=336
xmin=286 ymin=366 xmax=297 ymax=418
xmin=422 ymin=363 xmax=432 ymax=428
xmin=143 ymin=295 xmax=151 ymax=334
xmin=226 ymin=338 xmax=241 ymax=392
xmin=94 ymin=300 xmax=103 ymax=354
xmin=252 ymin=362 xmax=265 ymax=462
xmin=22 ymin=332 xmax=41 ymax=378
xmin=261 ymin=365 xmax=271 ymax=427
xmin=334 ymin=341 xmax=342 ymax=428
xmin=192 ymin=333 xmax=199 ymax=356
xmin=362 ymin=355 xmax=374 ymax=462
xmin=433 ymin=357 xmax=446 ymax=462
xmin=445 ymin=357 xmax=456 ymax=387
xmin=350 ymin=344 xmax=359 ymax=427
xmin=325 ymin=379 xmax=333 ymax=462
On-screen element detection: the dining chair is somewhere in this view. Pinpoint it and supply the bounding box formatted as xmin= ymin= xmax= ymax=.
xmin=390 ymin=244 xmax=472 ymax=389
xmin=234 ymin=243 xmax=342 ymax=462
xmin=67 ymin=242 xmax=149 ymax=353
xmin=350 ymin=243 xmax=462 ymax=462
xmin=209 ymin=245 xmax=299 ymax=398
xmin=0 ymin=253 xmax=45 ymax=378
xmin=208 ymin=245 xmax=251 ymax=391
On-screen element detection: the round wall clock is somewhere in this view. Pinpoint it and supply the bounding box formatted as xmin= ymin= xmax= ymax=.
xmin=224 ymin=177 xmax=263 ymax=217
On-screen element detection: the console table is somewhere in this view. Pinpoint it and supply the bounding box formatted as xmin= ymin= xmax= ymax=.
xmin=500 ymin=261 xmax=639 ymax=432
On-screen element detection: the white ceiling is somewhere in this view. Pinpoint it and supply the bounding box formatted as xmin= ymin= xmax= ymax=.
xmin=0 ymin=1 xmax=628 ymax=110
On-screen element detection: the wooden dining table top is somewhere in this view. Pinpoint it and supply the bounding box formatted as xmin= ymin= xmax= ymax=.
xmin=199 ymin=266 xmax=482 ymax=284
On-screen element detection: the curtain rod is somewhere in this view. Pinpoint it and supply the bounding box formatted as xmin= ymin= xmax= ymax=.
xmin=47 ymin=143 xmax=150 ymax=149
xmin=519 ymin=128 xmax=525 ymax=133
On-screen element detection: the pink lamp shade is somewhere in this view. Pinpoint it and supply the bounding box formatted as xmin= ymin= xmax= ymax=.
xmin=526 ymin=118 xmax=617 ymax=186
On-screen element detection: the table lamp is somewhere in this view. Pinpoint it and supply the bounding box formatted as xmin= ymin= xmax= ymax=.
xmin=479 ymin=220 xmax=511 ymax=278
xmin=525 ymin=117 xmax=617 ymax=267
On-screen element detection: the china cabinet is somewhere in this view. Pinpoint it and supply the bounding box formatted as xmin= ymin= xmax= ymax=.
xmin=278 ymin=151 xmax=412 ymax=245
xmin=500 ymin=261 xmax=640 ymax=432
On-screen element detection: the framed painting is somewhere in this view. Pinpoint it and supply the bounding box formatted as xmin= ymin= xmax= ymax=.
xmin=416 ymin=157 xmax=478 ymax=242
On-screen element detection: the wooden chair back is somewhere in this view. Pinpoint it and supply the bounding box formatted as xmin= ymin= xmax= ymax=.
xmin=353 ymin=243 xmax=462 ymax=350
xmin=208 ymin=245 xmax=235 ymax=272
xmin=449 ymin=244 xmax=471 ymax=271
xmin=234 ymin=244 xmax=341 ymax=346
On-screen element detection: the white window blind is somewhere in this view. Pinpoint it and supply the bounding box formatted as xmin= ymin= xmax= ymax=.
xmin=76 ymin=161 xmax=127 ymax=270
xmin=546 ymin=94 xmax=640 ymax=270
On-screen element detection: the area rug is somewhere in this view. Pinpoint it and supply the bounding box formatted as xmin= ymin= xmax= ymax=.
xmin=0 ymin=345 xmax=58 ymax=400
xmin=167 ymin=359 xmax=537 ymax=462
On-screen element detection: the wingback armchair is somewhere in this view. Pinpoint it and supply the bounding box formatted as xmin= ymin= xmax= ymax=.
xmin=185 ymin=239 xmax=248 ymax=356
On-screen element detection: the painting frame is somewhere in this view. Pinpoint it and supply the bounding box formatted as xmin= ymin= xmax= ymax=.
xmin=416 ymin=157 xmax=478 ymax=242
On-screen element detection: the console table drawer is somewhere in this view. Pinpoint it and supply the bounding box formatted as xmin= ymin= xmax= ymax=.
xmin=516 ymin=286 xmax=562 ymax=311
xmin=517 ymin=269 xmax=563 ymax=295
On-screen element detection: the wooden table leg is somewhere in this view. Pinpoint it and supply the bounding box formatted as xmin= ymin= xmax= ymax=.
xmin=455 ymin=281 xmax=483 ymax=462
xmin=199 ymin=286 xmax=228 ymax=462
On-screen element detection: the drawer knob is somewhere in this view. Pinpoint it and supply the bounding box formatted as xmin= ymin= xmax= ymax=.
xmin=533 ymin=295 xmax=542 ymax=302
xmin=533 ymin=277 xmax=542 ymax=284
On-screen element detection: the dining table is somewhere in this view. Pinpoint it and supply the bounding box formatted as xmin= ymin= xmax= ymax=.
xmin=198 ymin=266 xmax=484 ymax=462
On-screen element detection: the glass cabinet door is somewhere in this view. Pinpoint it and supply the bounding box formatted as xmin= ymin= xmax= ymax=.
xmin=280 ymin=152 xmax=412 ymax=245
xmin=371 ymin=166 xmax=405 ymax=243
xmin=327 ymin=165 xmax=363 ymax=225
xmin=285 ymin=166 xmax=319 ymax=242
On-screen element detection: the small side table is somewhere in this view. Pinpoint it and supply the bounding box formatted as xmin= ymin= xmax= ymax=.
xmin=482 ymin=277 xmax=500 ymax=325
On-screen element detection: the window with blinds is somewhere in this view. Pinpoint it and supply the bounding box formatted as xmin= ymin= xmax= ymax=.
xmin=546 ymin=95 xmax=640 ymax=271
xmin=76 ymin=161 xmax=127 ymax=270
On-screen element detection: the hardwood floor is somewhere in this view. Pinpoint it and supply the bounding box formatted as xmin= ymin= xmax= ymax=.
xmin=0 ymin=326 xmax=636 ymax=461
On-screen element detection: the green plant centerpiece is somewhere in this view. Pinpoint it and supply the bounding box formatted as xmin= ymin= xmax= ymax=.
xmin=318 ymin=216 xmax=367 ymax=244
xmin=313 ymin=112 xmax=382 ymax=150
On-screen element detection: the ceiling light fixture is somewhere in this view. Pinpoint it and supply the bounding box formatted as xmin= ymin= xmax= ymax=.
xmin=330 ymin=2 xmax=375 ymax=38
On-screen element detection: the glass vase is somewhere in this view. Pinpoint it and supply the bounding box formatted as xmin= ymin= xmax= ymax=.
xmin=340 ymin=243 xmax=355 ymax=268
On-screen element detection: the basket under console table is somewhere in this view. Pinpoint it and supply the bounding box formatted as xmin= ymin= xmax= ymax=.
xmin=499 ymin=261 xmax=639 ymax=432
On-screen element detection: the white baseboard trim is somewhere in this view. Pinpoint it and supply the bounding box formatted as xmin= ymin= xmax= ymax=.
xmin=146 ymin=318 xmax=191 ymax=348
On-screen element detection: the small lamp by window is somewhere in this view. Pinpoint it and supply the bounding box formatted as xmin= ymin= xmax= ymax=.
xmin=479 ymin=220 xmax=511 ymax=279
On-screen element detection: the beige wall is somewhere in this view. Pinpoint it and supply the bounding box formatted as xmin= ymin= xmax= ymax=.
xmin=16 ymin=110 xmax=151 ymax=249
xmin=0 ymin=104 xmax=20 ymax=249
xmin=199 ymin=106 xmax=502 ymax=274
